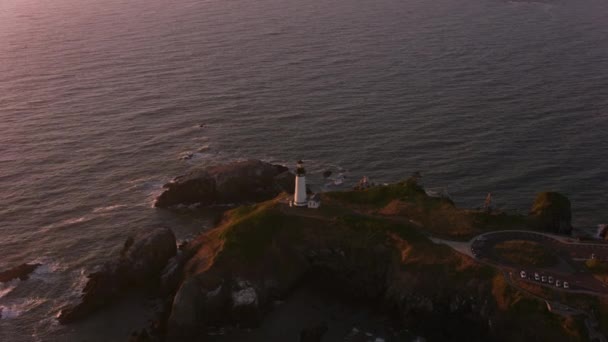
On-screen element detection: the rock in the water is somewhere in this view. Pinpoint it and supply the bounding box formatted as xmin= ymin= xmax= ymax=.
xmin=180 ymin=153 xmax=194 ymax=161
xmin=121 ymin=227 xmax=177 ymax=282
xmin=0 ymin=263 xmax=41 ymax=282
xmin=322 ymin=170 xmax=332 ymax=178
xmin=528 ymin=192 xmax=573 ymax=235
xmin=154 ymin=159 xmax=293 ymax=208
xmin=58 ymin=227 xmax=177 ymax=324
xmin=300 ymin=321 xmax=328 ymax=342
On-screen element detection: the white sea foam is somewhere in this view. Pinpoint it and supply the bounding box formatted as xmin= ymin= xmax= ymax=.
xmin=0 ymin=297 xmax=46 ymax=320
xmin=27 ymin=261 xmax=64 ymax=282
xmin=92 ymin=204 xmax=127 ymax=213
xmin=0 ymin=282 xmax=17 ymax=299
xmin=39 ymin=216 xmax=91 ymax=233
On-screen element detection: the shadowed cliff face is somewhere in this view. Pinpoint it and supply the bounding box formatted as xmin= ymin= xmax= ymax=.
xmin=154 ymin=160 xmax=293 ymax=208
xmin=529 ymin=192 xmax=573 ymax=235
xmin=58 ymin=227 xmax=177 ymax=324
xmin=163 ymin=190 xmax=583 ymax=342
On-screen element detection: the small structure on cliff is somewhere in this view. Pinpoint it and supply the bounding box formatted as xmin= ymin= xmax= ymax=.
xmin=307 ymin=193 xmax=321 ymax=209
xmin=354 ymin=176 xmax=371 ymax=190
xmin=289 ymin=160 xmax=321 ymax=208
xmin=483 ymin=192 xmax=493 ymax=212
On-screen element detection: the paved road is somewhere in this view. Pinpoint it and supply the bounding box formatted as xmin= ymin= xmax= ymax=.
xmin=431 ymin=230 xmax=608 ymax=341
xmin=467 ymin=230 xmax=608 ymax=295
xmin=430 ymin=230 xmax=608 ymax=296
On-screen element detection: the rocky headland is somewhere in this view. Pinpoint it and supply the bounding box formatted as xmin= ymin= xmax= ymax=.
xmin=58 ymin=227 xmax=177 ymax=324
xmin=154 ymin=160 xmax=295 ymax=208
xmin=59 ymin=160 xmax=604 ymax=341
xmin=161 ymin=180 xmax=584 ymax=341
xmin=528 ymin=191 xmax=573 ymax=235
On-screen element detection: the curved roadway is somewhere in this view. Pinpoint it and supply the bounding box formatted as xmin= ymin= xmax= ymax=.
xmin=469 ymin=230 xmax=608 ymax=295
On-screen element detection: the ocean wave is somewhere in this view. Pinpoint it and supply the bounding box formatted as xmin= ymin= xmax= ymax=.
xmin=0 ymin=282 xmax=17 ymax=300
xmin=92 ymin=204 xmax=127 ymax=213
xmin=39 ymin=216 xmax=91 ymax=233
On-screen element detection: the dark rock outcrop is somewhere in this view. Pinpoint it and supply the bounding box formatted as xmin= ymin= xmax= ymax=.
xmin=154 ymin=160 xmax=294 ymax=208
xmin=599 ymin=224 xmax=608 ymax=240
xmin=300 ymin=321 xmax=328 ymax=342
xmin=58 ymin=227 xmax=176 ymax=324
xmin=528 ymin=192 xmax=573 ymax=235
xmin=0 ymin=263 xmax=41 ymax=282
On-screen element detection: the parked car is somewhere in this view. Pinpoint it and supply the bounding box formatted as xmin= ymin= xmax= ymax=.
xmin=556 ymin=280 xmax=562 ymax=287
xmin=534 ymin=273 xmax=540 ymax=281
xmin=548 ymin=276 xmax=554 ymax=284
xmin=520 ymin=270 xmax=527 ymax=278
xmin=541 ymin=276 xmax=547 ymax=283
xmin=564 ymin=281 xmax=569 ymax=289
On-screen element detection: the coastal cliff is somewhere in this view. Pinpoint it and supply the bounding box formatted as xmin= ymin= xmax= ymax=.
xmin=59 ymin=160 xmax=591 ymax=341
xmin=161 ymin=180 xmax=583 ymax=341
xmin=154 ymin=160 xmax=294 ymax=208
xmin=528 ymin=192 xmax=573 ymax=235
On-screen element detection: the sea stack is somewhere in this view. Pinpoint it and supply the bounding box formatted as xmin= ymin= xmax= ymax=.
xmin=294 ymin=160 xmax=307 ymax=206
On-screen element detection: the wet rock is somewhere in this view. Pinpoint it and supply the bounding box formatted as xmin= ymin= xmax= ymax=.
xmin=58 ymin=227 xmax=177 ymax=324
xmin=528 ymin=192 xmax=573 ymax=235
xmin=154 ymin=160 xmax=293 ymax=208
xmin=180 ymin=153 xmax=194 ymax=161
xmin=323 ymin=170 xmax=332 ymax=178
xmin=0 ymin=263 xmax=41 ymax=282
xmin=300 ymin=321 xmax=328 ymax=342
xmin=166 ymin=275 xmax=227 ymax=341
xmin=160 ymin=255 xmax=181 ymax=296
xmin=230 ymin=280 xmax=261 ymax=328
xmin=343 ymin=327 xmax=385 ymax=342
xmin=128 ymin=329 xmax=153 ymax=342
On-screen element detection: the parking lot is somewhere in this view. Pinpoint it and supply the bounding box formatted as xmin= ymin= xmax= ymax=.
xmin=470 ymin=231 xmax=608 ymax=294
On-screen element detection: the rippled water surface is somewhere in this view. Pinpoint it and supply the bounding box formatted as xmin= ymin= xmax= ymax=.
xmin=1 ymin=0 xmax=608 ymax=340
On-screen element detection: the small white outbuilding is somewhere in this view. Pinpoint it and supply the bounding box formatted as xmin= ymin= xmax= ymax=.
xmin=307 ymin=193 xmax=321 ymax=209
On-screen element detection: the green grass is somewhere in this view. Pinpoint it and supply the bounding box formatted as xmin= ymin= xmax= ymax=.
xmin=189 ymin=187 xmax=590 ymax=341
xmin=325 ymin=179 xmax=427 ymax=208
xmin=471 ymin=211 xmax=527 ymax=232
xmin=219 ymin=203 xmax=293 ymax=259
xmin=494 ymin=240 xmax=559 ymax=268
xmin=585 ymin=258 xmax=608 ymax=274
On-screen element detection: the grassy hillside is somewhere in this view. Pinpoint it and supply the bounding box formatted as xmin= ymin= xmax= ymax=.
xmin=494 ymin=240 xmax=559 ymax=268
xmin=325 ymin=180 xmax=527 ymax=240
xmin=179 ymin=188 xmax=587 ymax=341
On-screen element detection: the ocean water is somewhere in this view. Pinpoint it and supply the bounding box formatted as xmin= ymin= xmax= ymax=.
xmin=1 ymin=0 xmax=608 ymax=340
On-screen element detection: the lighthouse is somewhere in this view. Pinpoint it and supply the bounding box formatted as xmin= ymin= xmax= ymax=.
xmin=293 ymin=160 xmax=308 ymax=207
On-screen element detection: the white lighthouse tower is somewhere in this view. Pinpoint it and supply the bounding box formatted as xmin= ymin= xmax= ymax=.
xmin=293 ymin=160 xmax=308 ymax=207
